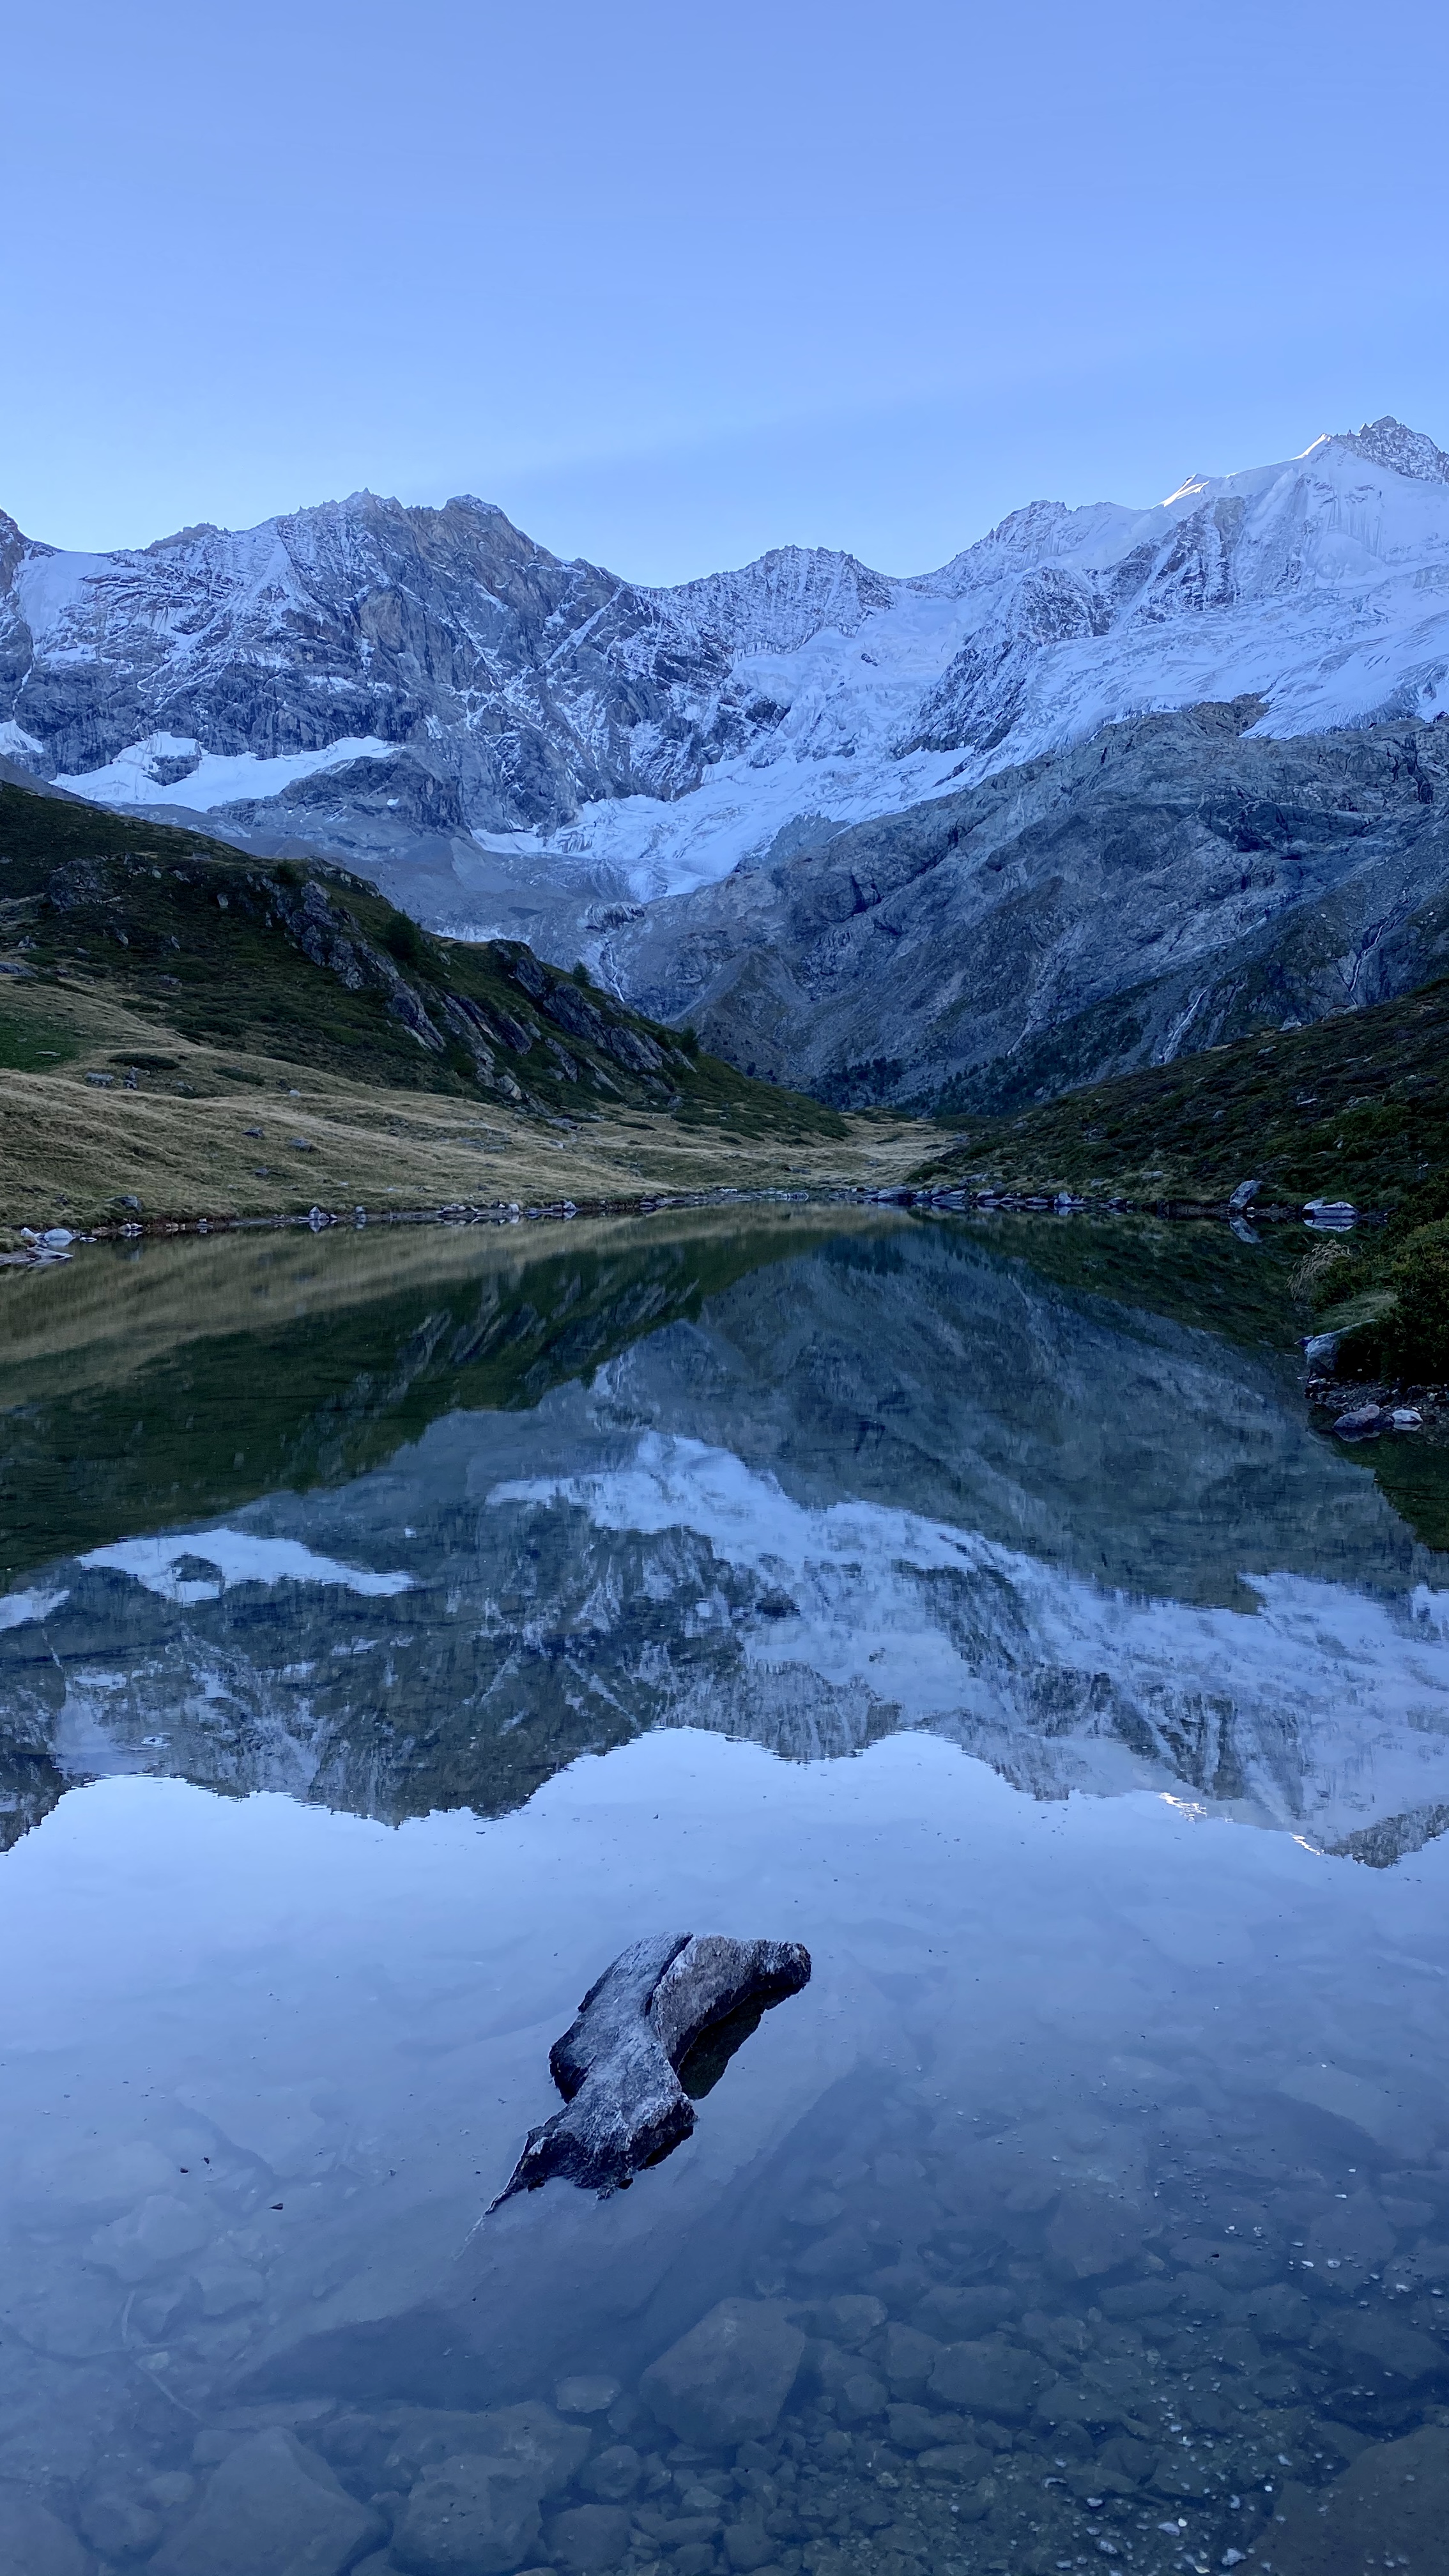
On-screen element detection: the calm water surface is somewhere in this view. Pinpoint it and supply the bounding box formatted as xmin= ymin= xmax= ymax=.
xmin=4 ymin=1208 xmax=1449 ymax=2576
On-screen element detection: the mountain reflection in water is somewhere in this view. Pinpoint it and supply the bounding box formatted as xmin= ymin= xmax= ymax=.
xmin=3 ymin=1209 xmax=1448 ymax=1859
xmin=5 ymin=1208 xmax=1449 ymax=2576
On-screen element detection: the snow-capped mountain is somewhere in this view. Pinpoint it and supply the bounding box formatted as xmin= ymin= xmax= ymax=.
xmin=3 ymin=417 xmax=1448 ymax=945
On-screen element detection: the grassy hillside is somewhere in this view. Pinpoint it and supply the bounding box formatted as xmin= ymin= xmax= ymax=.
xmin=912 ymin=974 xmax=1449 ymax=1211
xmin=0 ymin=781 xmax=949 ymax=1232
xmin=0 ymin=780 xmax=843 ymax=1130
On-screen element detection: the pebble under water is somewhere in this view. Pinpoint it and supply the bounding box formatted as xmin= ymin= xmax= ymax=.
xmin=3 ymin=1206 xmax=1449 ymax=2576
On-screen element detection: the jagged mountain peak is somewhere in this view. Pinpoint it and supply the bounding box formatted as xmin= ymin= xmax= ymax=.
xmin=4 ymin=416 xmax=1449 ymax=925
xmin=645 ymin=540 xmax=898 ymax=656
xmin=1319 ymin=414 xmax=1449 ymax=484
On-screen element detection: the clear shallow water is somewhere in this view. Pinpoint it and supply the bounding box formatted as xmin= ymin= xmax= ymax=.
xmin=4 ymin=1210 xmax=1449 ymax=2576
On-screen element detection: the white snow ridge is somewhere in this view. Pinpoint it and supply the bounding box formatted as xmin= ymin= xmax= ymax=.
xmin=3 ymin=417 xmax=1448 ymax=918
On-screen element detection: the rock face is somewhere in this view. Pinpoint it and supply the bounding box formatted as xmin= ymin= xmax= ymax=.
xmin=0 ymin=496 xmax=897 ymax=840
xmin=494 ymin=1934 xmax=811 ymax=2203
xmin=5 ymin=417 xmax=1449 ymax=963
xmin=639 ymin=2297 xmax=806 ymax=2446
xmin=608 ymin=702 xmax=1449 ymax=1108
xmin=148 ymin=2428 xmax=380 ymax=2576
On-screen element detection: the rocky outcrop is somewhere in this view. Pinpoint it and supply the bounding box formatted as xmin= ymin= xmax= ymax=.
xmin=607 ymin=705 xmax=1449 ymax=1107
xmin=494 ymin=1936 xmax=811 ymax=2203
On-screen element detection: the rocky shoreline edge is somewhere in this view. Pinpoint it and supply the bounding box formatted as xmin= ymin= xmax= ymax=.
xmin=4 ymin=1179 xmax=1380 ymax=1259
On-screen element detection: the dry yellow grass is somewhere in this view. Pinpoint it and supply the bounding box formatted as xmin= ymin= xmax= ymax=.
xmin=0 ymin=976 xmax=931 ymax=1235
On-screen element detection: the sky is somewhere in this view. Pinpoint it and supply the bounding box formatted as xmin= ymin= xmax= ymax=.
xmin=6 ymin=0 xmax=1448 ymax=583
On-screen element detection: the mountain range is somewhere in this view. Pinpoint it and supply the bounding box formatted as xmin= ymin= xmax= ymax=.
xmin=5 ymin=415 xmax=1449 ymax=1104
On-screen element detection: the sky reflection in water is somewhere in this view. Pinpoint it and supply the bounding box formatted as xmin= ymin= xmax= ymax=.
xmin=2 ymin=1209 xmax=1449 ymax=2576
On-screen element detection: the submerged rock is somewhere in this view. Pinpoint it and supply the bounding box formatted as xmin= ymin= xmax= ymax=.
xmin=1273 ymin=2423 xmax=1449 ymax=2574
xmin=640 ymin=2296 xmax=806 ymax=2446
xmin=0 ymin=2488 xmax=93 ymax=2576
xmin=929 ymin=2335 xmax=1047 ymax=2420
xmin=392 ymin=2455 xmax=546 ymax=2576
xmin=547 ymin=2501 xmax=631 ymax=2570
xmin=150 ymin=2429 xmax=380 ymax=2576
xmin=494 ymin=1933 xmax=810 ymax=2202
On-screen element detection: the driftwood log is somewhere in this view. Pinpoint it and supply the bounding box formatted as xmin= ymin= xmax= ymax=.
xmin=493 ymin=1933 xmax=811 ymax=2204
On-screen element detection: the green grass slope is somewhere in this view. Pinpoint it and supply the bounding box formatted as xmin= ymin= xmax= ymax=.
xmin=0 ymin=782 xmax=844 ymax=1140
xmin=912 ymin=974 xmax=1449 ymax=1210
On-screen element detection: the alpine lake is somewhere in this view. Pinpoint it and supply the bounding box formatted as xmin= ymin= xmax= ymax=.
xmin=4 ymin=1202 xmax=1449 ymax=2576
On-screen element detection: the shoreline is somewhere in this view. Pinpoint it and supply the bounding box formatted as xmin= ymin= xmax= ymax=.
xmin=13 ymin=1178 xmax=1377 ymax=1255
xmin=10 ymin=1182 xmax=1449 ymax=1451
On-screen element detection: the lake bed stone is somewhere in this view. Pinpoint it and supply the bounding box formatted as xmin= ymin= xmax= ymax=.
xmin=916 ymin=2441 xmax=988 ymax=2480
xmin=150 ymin=2428 xmax=379 ymax=2576
xmin=882 ymin=2323 xmax=944 ymax=2395
xmin=88 ymin=2192 xmax=210 ymax=2283
xmin=832 ymin=2370 xmax=886 ymax=2424
xmin=546 ymin=2503 xmax=631 ymax=2571
xmin=641 ymin=2299 xmax=805 ymax=2447
xmin=1273 ymin=2423 xmax=1449 ymax=2573
xmin=804 ymin=2295 xmax=886 ymax=2349
xmin=77 ymin=2488 xmax=162 ymax=2557
xmin=555 ymin=2377 xmax=621 ymax=2417
xmin=914 ymin=2285 xmax=1017 ymax=2339
xmin=0 ymin=2488 xmax=93 ymax=2576
xmin=928 ymin=2336 xmax=1045 ymax=2420
xmin=1305 ymin=2194 xmax=1397 ymax=2271
xmin=385 ymin=2405 xmax=587 ymax=2496
xmin=1046 ymin=2186 xmax=1153 ymax=2280
xmin=885 ymin=2404 xmax=970 ymax=2451
xmin=721 ymin=2518 xmax=776 ymax=2571
xmin=392 ymin=2456 xmax=546 ymax=2575
xmin=1318 ymin=2307 xmax=1443 ymax=2383
xmin=578 ymin=2446 xmax=642 ymax=2503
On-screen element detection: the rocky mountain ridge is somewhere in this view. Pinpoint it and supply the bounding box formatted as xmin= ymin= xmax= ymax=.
xmin=606 ymin=702 xmax=1449 ymax=1107
xmin=4 ymin=418 xmax=1448 ymax=958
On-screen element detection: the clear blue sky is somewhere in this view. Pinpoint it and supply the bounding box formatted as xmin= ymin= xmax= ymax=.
xmin=7 ymin=0 xmax=1447 ymax=581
